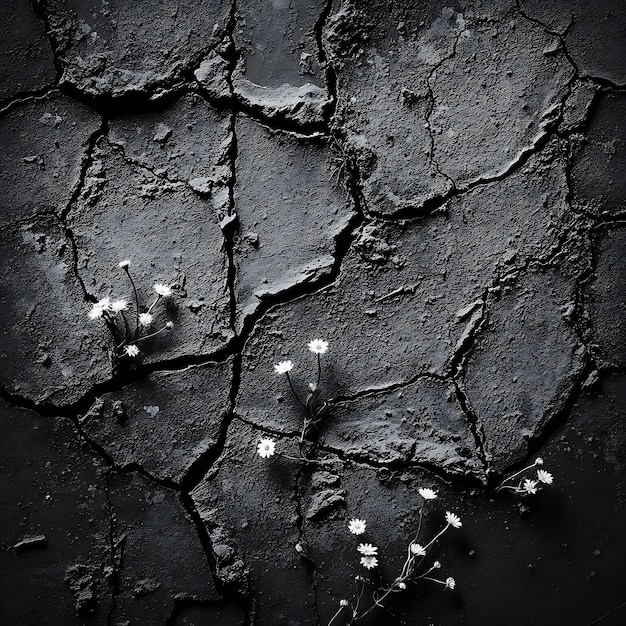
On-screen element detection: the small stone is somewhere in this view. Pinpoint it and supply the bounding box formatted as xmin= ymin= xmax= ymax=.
xmin=13 ymin=535 xmax=48 ymax=552
xmin=152 ymin=123 xmax=172 ymax=144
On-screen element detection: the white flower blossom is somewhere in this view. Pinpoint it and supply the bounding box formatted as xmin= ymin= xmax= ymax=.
xmin=124 ymin=344 xmax=140 ymax=357
xmin=348 ymin=518 xmax=366 ymax=535
xmin=340 ymin=599 xmax=349 ymax=607
xmin=118 ymin=259 xmax=131 ymax=269
xmin=537 ymin=469 xmax=553 ymax=485
xmin=166 ymin=321 xmax=174 ymax=329
xmin=274 ymin=360 xmax=294 ymax=375
xmin=445 ymin=511 xmax=462 ymax=528
xmin=88 ymin=297 xmax=111 ymax=319
xmin=139 ymin=312 xmax=153 ymax=326
xmin=153 ymin=283 xmax=172 ymax=297
xmin=410 ymin=543 xmax=426 ymax=556
xmin=433 ymin=561 xmax=441 ymax=569
xmin=295 ymin=543 xmax=304 ymax=554
xmin=360 ymin=556 xmax=378 ymax=570
xmin=257 ymin=438 xmax=275 ymax=459
xmin=111 ymin=299 xmax=128 ymax=313
xmin=307 ymin=339 xmax=329 ymax=354
xmin=357 ymin=543 xmax=378 ymax=556
xmin=445 ymin=577 xmax=456 ymax=590
xmin=535 ymin=457 xmax=544 ymax=466
xmin=418 ymin=487 xmax=438 ymax=500
xmin=523 ymin=478 xmax=538 ymax=495
xmin=397 ymin=581 xmax=406 ymax=590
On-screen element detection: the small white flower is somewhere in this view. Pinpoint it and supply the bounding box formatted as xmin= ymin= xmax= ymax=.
xmin=445 ymin=511 xmax=462 ymax=528
xmin=139 ymin=312 xmax=153 ymax=326
xmin=410 ymin=543 xmax=426 ymax=556
xmin=154 ymin=283 xmax=172 ymax=297
xmin=445 ymin=577 xmax=456 ymax=590
xmin=357 ymin=543 xmax=378 ymax=556
xmin=88 ymin=306 xmax=104 ymax=320
xmin=88 ymin=297 xmax=111 ymax=319
xmin=535 ymin=457 xmax=544 ymax=465
xmin=348 ymin=518 xmax=366 ymax=535
xmin=274 ymin=360 xmax=294 ymax=375
xmin=418 ymin=488 xmax=438 ymax=500
xmin=257 ymin=438 xmax=275 ymax=459
xmin=124 ymin=344 xmax=140 ymax=357
xmin=166 ymin=321 xmax=174 ymax=329
xmin=118 ymin=259 xmax=131 ymax=269
xmin=537 ymin=469 xmax=553 ymax=485
xmin=433 ymin=561 xmax=441 ymax=569
xmin=523 ymin=478 xmax=538 ymax=495
xmin=295 ymin=543 xmax=304 ymax=554
xmin=307 ymin=339 xmax=329 ymax=354
xmin=339 ymin=599 xmax=349 ymax=607
xmin=397 ymin=581 xmax=406 ymax=590
xmin=360 ymin=556 xmax=378 ymax=570
xmin=110 ymin=299 xmax=128 ymax=313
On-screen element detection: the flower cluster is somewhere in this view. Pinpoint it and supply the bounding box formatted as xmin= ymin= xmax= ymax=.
xmin=87 ymin=260 xmax=174 ymax=368
xmin=271 ymin=339 xmax=331 ymax=457
xmin=496 ymin=457 xmax=555 ymax=496
xmin=331 ymin=491 xmax=460 ymax=625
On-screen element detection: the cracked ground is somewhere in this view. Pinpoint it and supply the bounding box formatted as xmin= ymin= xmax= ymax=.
xmin=0 ymin=0 xmax=625 ymax=624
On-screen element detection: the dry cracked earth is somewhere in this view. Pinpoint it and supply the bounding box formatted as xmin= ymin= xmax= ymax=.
xmin=1 ymin=1 xmax=625 ymax=624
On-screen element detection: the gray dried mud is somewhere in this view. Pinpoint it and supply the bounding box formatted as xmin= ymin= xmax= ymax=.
xmin=1 ymin=0 xmax=624 ymax=624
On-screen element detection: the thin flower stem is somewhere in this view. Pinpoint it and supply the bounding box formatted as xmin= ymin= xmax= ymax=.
xmin=353 ymin=574 xmax=367 ymax=619
xmin=120 ymin=310 xmax=131 ymax=343
xmin=134 ymin=324 xmax=170 ymax=342
xmin=147 ymin=294 xmax=161 ymax=314
xmin=276 ymin=452 xmax=328 ymax=466
xmin=123 ymin=267 xmax=141 ymax=332
xmin=285 ymin=372 xmax=307 ymax=408
xmin=496 ymin=462 xmax=537 ymax=490
xmin=316 ymin=353 xmax=321 ymax=388
xmin=328 ymin=607 xmax=345 ymax=626
xmin=424 ymin=523 xmax=450 ymax=551
xmin=420 ymin=576 xmax=446 ymax=586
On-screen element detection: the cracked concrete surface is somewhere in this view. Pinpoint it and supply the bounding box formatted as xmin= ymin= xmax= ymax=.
xmin=1 ymin=0 xmax=625 ymax=624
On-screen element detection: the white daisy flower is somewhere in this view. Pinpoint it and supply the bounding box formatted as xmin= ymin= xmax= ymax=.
xmin=257 ymin=438 xmax=275 ymax=459
xmin=357 ymin=543 xmax=378 ymax=556
xmin=445 ymin=511 xmax=462 ymax=528
xmin=274 ymin=360 xmax=294 ymax=375
xmin=154 ymin=283 xmax=172 ymax=297
xmin=166 ymin=321 xmax=174 ymax=329
xmin=88 ymin=297 xmax=111 ymax=319
xmin=139 ymin=312 xmax=153 ymax=326
xmin=537 ymin=469 xmax=553 ymax=485
xmin=118 ymin=259 xmax=131 ymax=269
xmin=445 ymin=577 xmax=456 ymax=590
xmin=523 ymin=479 xmax=538 ymax=495
xmin=110 ymin=299 xmax=128 ymax=313
xmin=307 ymin=339 xmax=329 ymax=354
xmin=360 ymin=556 xmax=378 ymax=570
xmin=339 ymin=599 xmax=349 ymax=607
xmin=534 ymin=457 xmax=544 ymax=465
xmin=418 ymin=487 xmax=438 ymax=500
xmin=124 ymin=344 xmax=140 ymax=357
xmin=409 ymin=543 xmax=426 ymax=556
xmin=433 ymin=561 xmax=441 ymax=569
xmin=397 ymin=581 xmax=406 ymax=590
xmin=348 ymin=518 xmax=366 ymax=535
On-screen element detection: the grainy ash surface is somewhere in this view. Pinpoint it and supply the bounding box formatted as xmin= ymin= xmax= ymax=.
xmin=1 ymin=0 xmax=624 ymax=624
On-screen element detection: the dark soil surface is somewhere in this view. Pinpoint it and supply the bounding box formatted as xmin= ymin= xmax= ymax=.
xmin=1 ymin=1 xmax=624 ymax=625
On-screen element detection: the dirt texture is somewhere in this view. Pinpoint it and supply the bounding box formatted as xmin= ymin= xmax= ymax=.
xmin=1 ymin=0 xmax=625 ymax=624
